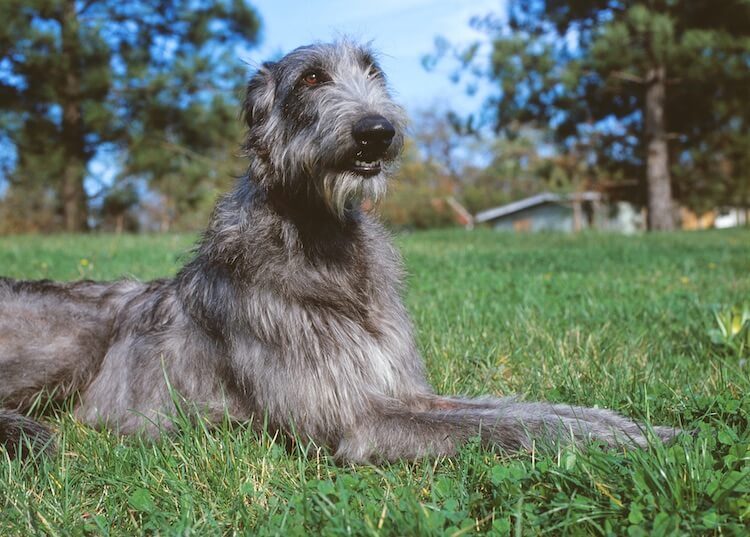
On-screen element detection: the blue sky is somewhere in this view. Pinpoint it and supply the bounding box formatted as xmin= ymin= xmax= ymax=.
xmin=243 ymin=0 xmax=505 ymax=116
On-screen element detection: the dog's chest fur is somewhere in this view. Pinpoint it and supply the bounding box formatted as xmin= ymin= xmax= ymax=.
xmin=183 ymin=190 xmax=429 ymax=439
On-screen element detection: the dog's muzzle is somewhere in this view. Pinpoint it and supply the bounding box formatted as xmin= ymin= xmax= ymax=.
xmin=350 ymin=115 xmax=395 ymax=176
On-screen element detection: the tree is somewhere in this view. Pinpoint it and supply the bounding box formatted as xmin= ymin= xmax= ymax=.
xmin=410 ymin=106 xmax=471 ymax=189
xmin=0 ymin=0 xmax=260 ymax=232
xmin=380 ymin=138 xmax=458 ymax=229
xmin=99 ymin=182 xmax=140 ymax=233
xmin=461 ymin=134 xmax=541 ymax=214
xmin=446 ymin=1 xmax=750 ymax=230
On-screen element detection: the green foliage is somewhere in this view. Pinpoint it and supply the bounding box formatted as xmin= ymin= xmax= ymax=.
xmin=1 ymin=229 xmax=750 ymax=534
xmin=99 ymin=182 xmax=141 ymax=232
xmin=442 ymin=1 xmax=750 ymax=221
xmin=380 ymin=140 xmax=458 ymax=229
xmin=709 ymin=304 xmax=750 ymax=360
xmin=379 ymin=109 xmax=586 ymax=228
xmin=0 ymin=0 xmax=260 ymax=232
xmin=460 ymin=133 xmax=586 ymax=215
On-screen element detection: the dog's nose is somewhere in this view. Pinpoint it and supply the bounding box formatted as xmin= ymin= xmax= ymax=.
xmin=352 ymin=115 xmax=395 ymax=156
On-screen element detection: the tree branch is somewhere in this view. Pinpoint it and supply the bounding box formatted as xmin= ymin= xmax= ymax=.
xmin=611 ymin=71 xmax=645 ymax=84
xmin=77 ymin=0 xmax=101 ymax=16
xmin=158 ymin=139 xmax=224 ymax=167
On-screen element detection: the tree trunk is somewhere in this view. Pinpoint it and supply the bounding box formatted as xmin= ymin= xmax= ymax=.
xmin=59 ymin=0 xmax=88 ymax=232
xmin=572 ymin=199 xmax=582 ymax=232
xmin=644 ymin=65 xmax=675 ymax=231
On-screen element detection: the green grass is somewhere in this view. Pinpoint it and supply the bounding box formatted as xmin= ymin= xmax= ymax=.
xmin=1 ymin=229 xmax=749 ymax=535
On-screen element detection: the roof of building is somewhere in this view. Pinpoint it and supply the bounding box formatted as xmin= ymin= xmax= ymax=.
xmin=474 ymin=191 xmax=602 ymax=223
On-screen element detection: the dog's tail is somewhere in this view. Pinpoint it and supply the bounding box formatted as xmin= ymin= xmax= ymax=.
xmin=0 ymin=410 xmax=55 ymax=460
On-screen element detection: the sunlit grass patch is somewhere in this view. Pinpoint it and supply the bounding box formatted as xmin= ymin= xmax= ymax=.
xmin=1 ymin=228 xmax=749 ymax=534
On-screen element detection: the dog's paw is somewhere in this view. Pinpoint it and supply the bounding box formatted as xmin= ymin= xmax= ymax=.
xmin=515 ymin=403 xmax=684 ymax=450
xmin=564 ymin=409 xmax=684 ymax=450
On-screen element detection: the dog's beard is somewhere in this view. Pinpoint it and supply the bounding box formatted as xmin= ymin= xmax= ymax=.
xmin=319 ymin=171 xmax=388 ymax=218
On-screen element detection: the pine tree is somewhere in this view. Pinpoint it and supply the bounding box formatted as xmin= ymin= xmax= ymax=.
xmin=0 ymin=0 xmax=260 ymax=232
xmin=456 ymin=0 xmax=750 ymax=230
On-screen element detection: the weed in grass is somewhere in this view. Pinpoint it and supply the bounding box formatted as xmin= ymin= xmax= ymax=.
xmin=709 ymin=303 xmax=750 ymax=364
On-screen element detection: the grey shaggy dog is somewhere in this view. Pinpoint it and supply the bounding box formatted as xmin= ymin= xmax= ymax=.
xmin=0 ymin=41 xmax=680 ymax=462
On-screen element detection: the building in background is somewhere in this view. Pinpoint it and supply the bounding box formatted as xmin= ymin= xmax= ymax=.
xmin=471 ymin=191 xmax=747 ymax=233
xmin=473 ymin=192 xmax=645 ymax=233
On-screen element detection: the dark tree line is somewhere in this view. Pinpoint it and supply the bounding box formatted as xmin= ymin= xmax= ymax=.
xmin=433 ymin=0 xmax=750 ymax=230
xmin=0 ymin=0 xmax=259 ymax=232
xmin=2 ymin=1 xmax=749 ymax=233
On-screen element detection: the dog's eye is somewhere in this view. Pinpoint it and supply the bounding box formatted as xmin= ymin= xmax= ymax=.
xmin=302 ymin=70 xmax=327 ymax=86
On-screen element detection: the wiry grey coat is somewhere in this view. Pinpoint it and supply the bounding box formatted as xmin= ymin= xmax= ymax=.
xmin=0 ymin=42 xmax=680 ymax=462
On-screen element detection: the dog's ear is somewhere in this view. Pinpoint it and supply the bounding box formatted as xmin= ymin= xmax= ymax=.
xmin=243 ymin=62 xmax=276 ymax=129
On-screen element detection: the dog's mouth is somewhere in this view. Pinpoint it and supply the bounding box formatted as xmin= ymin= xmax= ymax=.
xmin=348 ymin=156 xmax=382 ymax=177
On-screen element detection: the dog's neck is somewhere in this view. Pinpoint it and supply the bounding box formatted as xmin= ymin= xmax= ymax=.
xmin=264 ymin=182 xmax=362 ymax=225
xmin=262 ymin=181 xmax=367 ymax=263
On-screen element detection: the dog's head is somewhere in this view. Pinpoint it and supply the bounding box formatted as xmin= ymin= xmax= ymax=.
xmin=243 ymin=40 xmax=407 ymax=216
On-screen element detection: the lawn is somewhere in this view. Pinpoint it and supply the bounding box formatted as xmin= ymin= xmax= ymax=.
xmin=1 ymin=229 xmax=749 ymax=535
